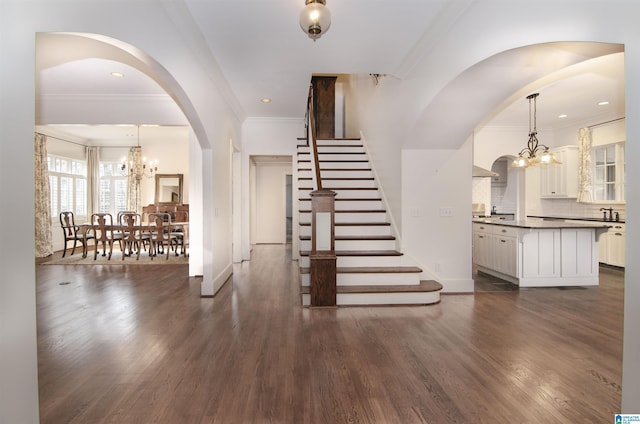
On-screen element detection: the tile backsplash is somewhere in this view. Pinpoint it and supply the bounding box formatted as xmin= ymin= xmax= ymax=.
xmin=529 ymin=198 xmax=626 ymax=221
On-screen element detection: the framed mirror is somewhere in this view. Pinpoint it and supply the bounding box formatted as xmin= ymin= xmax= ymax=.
xmin=155 ymin=173 xmax=183 ymax=205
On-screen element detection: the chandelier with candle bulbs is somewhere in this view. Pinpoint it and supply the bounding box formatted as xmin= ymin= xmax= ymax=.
xmin=120 ymin=126 xmax=158 ymax=180
xmin=512 ymin=93 xmax=560 ymax=168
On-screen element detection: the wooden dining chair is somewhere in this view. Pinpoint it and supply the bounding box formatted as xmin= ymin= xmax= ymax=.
xmin=148 ymin=212 xmax=179 ymax=259
xmin=90 ymin=213 xmax=115 ymax=260
xmin=59 ymin=211 xmax=94 ymax=257
xmin=171 ymin=211 xmax=189 ymax=256
xmin=118 ymin=212 xmax=143 ymax=259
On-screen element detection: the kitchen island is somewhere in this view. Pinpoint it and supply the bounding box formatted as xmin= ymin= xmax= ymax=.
xmin=472 ymin=219 xmax=609 ymax=287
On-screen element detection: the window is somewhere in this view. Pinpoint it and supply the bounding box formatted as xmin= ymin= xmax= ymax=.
xmin=48 ymin=155 xmax=87 ymax=219
xmin=99 ymin=162 xmax=128 ymax=215
xmin=592 ymin=142 xmax=625 ymax=202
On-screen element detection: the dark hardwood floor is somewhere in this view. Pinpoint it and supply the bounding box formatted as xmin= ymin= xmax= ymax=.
xmin=36 ymin=245 xmax=623 ymax=423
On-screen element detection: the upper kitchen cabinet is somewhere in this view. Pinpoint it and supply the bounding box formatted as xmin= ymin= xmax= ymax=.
xmin=540 ymin=146 xmax=579 ymax=198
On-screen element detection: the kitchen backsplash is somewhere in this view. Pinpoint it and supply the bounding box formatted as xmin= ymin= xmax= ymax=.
xmin=529 ymin=198 xmax=626 ymax=221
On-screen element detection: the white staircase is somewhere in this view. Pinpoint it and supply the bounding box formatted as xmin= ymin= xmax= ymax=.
xmin=297 ymin=138 xmax=442 ymax=306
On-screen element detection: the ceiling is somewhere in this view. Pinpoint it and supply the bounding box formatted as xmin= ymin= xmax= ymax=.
xmin=35 ymin=1 xmax=625 ymax=144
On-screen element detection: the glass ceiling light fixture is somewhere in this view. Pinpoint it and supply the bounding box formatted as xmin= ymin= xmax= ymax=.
xmin=300 ymin=0 xmax=331 ymax=42
xmin=512 ymin=93 xmax=560 ymax=168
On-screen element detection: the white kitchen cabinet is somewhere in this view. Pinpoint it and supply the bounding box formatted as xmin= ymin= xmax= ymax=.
xmin=473 ymin=223 xmax=493 ymax=268
xmin=599 ymin=223 xmax=625 ymax=267
xmin=540 ymin=146 xmax=579 ymax=198
xmin=473 ymin=223 xmax=517 ymax=278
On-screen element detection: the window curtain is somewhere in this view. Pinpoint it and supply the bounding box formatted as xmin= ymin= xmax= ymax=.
xmin=126 ymin=146 xmax=142 ymax=212
xmin=34 ymin=133 xmax=53 ymax=257
xmin=577 ymin=127 xmax=593 ymax=203
xmin=86 ymin=146 xmax=99 ymax=217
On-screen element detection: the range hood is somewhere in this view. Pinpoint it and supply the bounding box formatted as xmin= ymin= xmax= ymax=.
xmin=472 ymin=165 xmax=498 ymax=178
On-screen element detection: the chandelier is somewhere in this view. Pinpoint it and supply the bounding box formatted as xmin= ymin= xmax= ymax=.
xmin=512 ymin=93 xmax=560 ymax=168
xmin=120 ymin=126 xmax=158 ymax=180
xmin=300 ymin=0 xmax=331 ymax=41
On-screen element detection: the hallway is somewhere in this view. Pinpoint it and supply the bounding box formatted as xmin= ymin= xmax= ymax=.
xmin=36 ymin=245 xmax=623 ymax=423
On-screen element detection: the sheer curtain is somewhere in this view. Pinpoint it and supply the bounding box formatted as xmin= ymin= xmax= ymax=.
xmin=86 ymin=146 xmax=99 ymax=217
xmin=34 ymin=133 xmax=53 ymax=257
xmin=126 ymin=146 xmax=142 ymax=212
xmin=577 ymin=127 xmax=593 ymax=203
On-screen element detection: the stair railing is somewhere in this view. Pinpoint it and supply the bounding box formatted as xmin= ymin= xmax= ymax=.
xmin=307 ymin=85 xmax=323 ymax=190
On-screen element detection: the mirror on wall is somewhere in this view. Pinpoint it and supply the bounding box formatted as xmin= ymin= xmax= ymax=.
xmin=155 ymin=174 xmax=183 ymax=205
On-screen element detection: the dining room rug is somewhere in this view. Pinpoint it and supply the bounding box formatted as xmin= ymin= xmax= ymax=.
xmin=40 ymin=250 xmax=189 ymax=265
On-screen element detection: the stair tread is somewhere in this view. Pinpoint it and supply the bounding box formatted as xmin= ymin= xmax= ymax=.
xmin=300 ymin=266 xmax=421 ymax=274
xmin=299 ymin=210 xmax=386 ymax=213
xmin=318 ymin=160 xmax=369 ymax=163
xmin=299 ymin=187 xmax=377 ymax=190
xmin=299 ymin=198 xmax=382 ymax=201
xmin=299 ymin=222 xmax=390 ymax=226
xmin=300 ymin=235 xmax=395 ymax=241
xmin=322 ymin=177 xmax=374 ymax=180
xmin=299 ymin=250 xmax=402 ymax=257
xmin=300 ymin=280 xmax=443 ymax=294
xmin=316 ymin=143 xmax=363 ymax=146
xmin=318 ymin=151 xmax=366 ymax=155
xmin=320 ymin=168 xmax=373 ymax=171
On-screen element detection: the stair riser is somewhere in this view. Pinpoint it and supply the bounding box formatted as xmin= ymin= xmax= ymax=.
xmin=298 ymin=225 xmax=391 ymax=237
xmin=318 ymin=154 xmax=368 ymax=162
xmin=301 ymin=291 xmax=440 ymax=306
xmin=299 ymin=189 xmax=380 ymax=198
xmin=317 ymin=146 xmax=364 ymax=153
xmin=299 ymin=199 xmax=383 ymax=210
xmin=298 ymin=179 xmax=377 ymax=189
xmin=299 ymin=255 xmax=411 ymax=268
xmin=320 ymin=162 xmax=371 ymax=169
xmin=298 ymin=167 xmax=373 ymax=178
xmin=300 ymin=239 xmax=396 ymax=251
xmin=300 ymin=273 xmax=421 ymax=286
xmin=322 ymin=170 xmax=373 ymax=178
xmin=299 ymin=212 xmax=387 ymax=223
xmin=298 ymin=161 xmax=371 ymax=172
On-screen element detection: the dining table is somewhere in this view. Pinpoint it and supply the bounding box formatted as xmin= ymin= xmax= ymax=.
xmin=77 ymin=221 xmax=189 ymax=260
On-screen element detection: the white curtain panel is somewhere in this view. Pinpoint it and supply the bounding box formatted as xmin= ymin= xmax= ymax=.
xmin=86 ymin=146 xmax=100 ymax=217
xmin=577 ymin=127 xmax=593 ymax=203
xmin=126 ymin=146 xmax=142 ymax=212
xmin=34 ymin=133 xmax=53 ymax=257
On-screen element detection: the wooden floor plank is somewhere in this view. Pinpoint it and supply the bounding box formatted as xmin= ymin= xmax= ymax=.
xmin=36 ymin=245 xmax=623 ymax=423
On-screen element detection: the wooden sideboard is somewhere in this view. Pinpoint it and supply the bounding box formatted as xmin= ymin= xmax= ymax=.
xmin=142 ymin=204 xmax=189 ymax=221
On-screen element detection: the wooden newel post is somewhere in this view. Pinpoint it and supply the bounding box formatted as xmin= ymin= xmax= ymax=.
xmin=309 ymin=189 xmax=337 ymax=307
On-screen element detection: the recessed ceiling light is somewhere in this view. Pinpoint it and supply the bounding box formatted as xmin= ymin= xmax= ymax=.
xmin=261 ymin=98 xmax=272 ymax=103
xmin=558 ymin=114 xmax=568 ymax=119
xmin=111 ymin=72 xmax=125 ymax=78
xmin=598 ymin=101 xmax=609 ymax=106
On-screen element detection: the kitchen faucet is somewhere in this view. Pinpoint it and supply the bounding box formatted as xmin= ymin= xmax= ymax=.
xmin=600 ymin=207 xmax=615 ymax=221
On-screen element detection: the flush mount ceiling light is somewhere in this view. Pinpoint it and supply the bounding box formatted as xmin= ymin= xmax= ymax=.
xmin=512 ymin=93 xmax=560 ymax=168
xmin=300 ymin=0 xmax=331 ymax=41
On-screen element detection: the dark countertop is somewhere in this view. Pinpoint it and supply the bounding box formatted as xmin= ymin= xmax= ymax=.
xmin=527 ymin=215 xmax=625 ymax=224
xmin=473 ymin=218 xmax=610 ymax=229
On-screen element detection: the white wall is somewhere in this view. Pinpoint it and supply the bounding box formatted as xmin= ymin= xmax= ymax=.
xmin=241 ymin=118 xmax=303 ymax=259
xmin=401 ymin=139 xmax=474 ymax=293
xmin=254 ymin=162 xmax=292 ymax=244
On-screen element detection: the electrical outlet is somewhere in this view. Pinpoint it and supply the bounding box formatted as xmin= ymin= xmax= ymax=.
xmin=440 ymin=207 xmax=453 ymax=217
